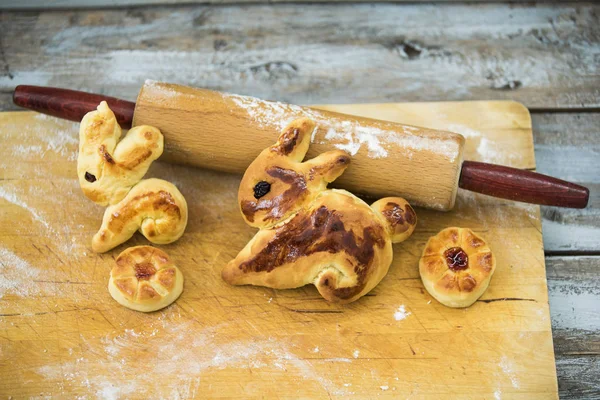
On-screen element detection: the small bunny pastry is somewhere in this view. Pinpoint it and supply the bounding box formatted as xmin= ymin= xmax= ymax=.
xmin=93 ymin=178 xmax=188 ymax=253
xmin=78 ymin=102 xmax=188 ymax=252
xmin=222 ymin=118 xmax=417 ymax=303
xmin=78 ymin=101 xmax=164 ymax=206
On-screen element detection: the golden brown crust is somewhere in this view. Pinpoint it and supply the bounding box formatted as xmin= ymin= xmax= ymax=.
xmin=92 ymin=178 xmax=188 ymax=253
xmin=114 ymin=277 xmax=137 ymax=301
xmin=155 ymin=268 xmax=176 ymax=291
xmin=223 ymin=189 xmax=393 ymax=303
xmin=108 ymin=246 xmax=184 ymax=312
xmin=224 ymin=118 xmax=417 ymax=304
xmin=77 ymin=101 xmax=164 ymax=206
xmin=419 ymin=227 xmax=496 ymax=308
xmin=371 ymin=197 xmax=417 ymax=243
xmin=240 ymin=167 xmax=308 ymax=224
xmin=237 ymin=118 xmax=350 ymax=229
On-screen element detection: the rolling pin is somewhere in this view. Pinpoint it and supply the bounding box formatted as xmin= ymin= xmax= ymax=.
xmin=13 ymin=82 xmax=589 ymax=211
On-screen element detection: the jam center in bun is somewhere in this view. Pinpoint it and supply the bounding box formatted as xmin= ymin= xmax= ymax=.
xmin=444 ymin=247 xmax=469 ymax=271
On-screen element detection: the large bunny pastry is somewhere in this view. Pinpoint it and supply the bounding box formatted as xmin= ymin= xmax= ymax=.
xmin=222 ymin=118 xmax=417 ymax=303
xmin=78 ymin=101 xmax=188 ymax=253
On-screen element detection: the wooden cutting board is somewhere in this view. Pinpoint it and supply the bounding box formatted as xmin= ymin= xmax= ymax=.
xmin=0 ymin=101 xmax=558 ymax=399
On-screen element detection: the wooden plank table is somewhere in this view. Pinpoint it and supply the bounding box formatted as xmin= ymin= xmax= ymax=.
xmin=0 ymin=2 xmax=599 ymax=398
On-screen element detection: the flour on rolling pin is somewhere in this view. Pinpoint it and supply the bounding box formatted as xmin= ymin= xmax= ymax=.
xmin=224 ymin=91 xmax=460 ymax=161
xmin=134 ymin=81 xmax=465 ymax=210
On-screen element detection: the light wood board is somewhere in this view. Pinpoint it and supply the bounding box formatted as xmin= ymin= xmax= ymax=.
xmin=0 ymin=101 xmax=558 ymax=398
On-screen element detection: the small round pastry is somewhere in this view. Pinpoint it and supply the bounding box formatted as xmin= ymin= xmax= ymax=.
xmin=419 ymin=227 xmax=495 ymax=308
xmin=108 ymin=246 xmax=184 ymax=312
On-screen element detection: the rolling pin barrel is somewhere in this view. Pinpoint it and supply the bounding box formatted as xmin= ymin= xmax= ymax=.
xmin=133 ymin=81 xmax=465 ymax=210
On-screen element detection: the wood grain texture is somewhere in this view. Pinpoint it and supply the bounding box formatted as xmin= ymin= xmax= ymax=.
xmin=0 ymin=0 xmax=578 ymax=9
xmin=0 ymin=104 xmax=557 ymax=398
xmin=532 ymin=113 xmax=600 ymax=252
xmin=556 ymin=357 xmax=600 ymax=400
xmin=134 ymin=81 xmax=465 ymax=210
xmin=546 ymin=256 xmax=600 ymax=399
xmin=0 ymin=3 xmax=599 ymax=109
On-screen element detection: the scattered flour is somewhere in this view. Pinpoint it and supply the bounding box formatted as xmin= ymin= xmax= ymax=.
xmin=0 ymin=182 xmax=85 ymax=256
xmin=0 ymin=248 xmax=42 ymax=298
xmin=499 ymin=356 xmax=520 ymax=388
xmin=11 ymin=144 xmax=45 ymax=157
xmin=37 ymin=315 xmax=355 ymax=398
xmin=2 ymin=115 xmax=84 ymax=258
xmin=476 ymin=137 xmax=503 ymax=164
xmin=313 ymin=346 xmax=320 ymax=353
xmin=9 ymin=114 xmax=79 ymax=162
xmin=143 ymin=79 xmax=181 ymax=98
xmin=223 ymin=92 xmax=460 ymax=161
xmin=394 ymin=305 xmax=411 ymax=321
xmin=494 ymin=389 xmax=502 ymax=399
xmin=380 ymin=385 xmax=389 ymax=391
xmin=476 ymin=137 xmax=522 ymax=164
xmin=0 ymin=187 xmax=50 ymax=229
xmin=353 ymin=349 xmax=360 ymax=358
xmin=446 ymin=124 xmax=482 ymax=139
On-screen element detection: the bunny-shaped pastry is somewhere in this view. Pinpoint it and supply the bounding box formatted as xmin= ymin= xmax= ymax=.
xmin=78 ymin=101 xmax=164 ymax=206
xmin=222 ymin=118 xmax=417 ymax=303
xmin=78 ymin=102 xmax=188 ymax=253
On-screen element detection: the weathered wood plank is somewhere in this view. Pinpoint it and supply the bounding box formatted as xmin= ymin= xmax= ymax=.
xmin=532 ymin=113 xmax=600 ymax=253
xmin=556 ymin=356 xmax=600 ymax=400
xmin=547 ymin=256 xmax=600 ymax=399
xmin=547 ymin=256 xmax=600 ymax=354
xmin=1 ymin=3 xmax=599 ymax=109
xmin=0 ymin=0 xmax=585 ymax=10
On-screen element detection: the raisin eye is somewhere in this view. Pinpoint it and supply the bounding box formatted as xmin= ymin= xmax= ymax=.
xmin=253 ymin=181 xmax=271 ymax=199
xmin=84 ymin=172 xmax=97 ymax=183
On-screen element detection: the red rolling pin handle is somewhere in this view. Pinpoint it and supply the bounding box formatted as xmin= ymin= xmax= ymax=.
xmin=459 ymin=161 xmax=589 ymax=209
xmin=13 ymin=85 xmax=135 ymax=128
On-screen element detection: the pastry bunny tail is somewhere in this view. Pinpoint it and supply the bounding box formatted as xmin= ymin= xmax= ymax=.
xmin=92 ymin=178 xmax=188 ymax=253
xmin=371 ymin=197 xmax=417 ymax=243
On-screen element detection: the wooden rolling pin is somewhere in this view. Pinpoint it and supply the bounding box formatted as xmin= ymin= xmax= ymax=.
xmin=13 ymin=82 xmax=589 ymax=210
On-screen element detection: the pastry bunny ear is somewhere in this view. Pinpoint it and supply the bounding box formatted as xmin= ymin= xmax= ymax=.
xmin=271 ymin=118 xmax=316 ymax=162
xmin=77 ymin=101 xmax=164 ymax=206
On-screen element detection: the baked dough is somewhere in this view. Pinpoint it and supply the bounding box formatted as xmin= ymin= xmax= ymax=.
xmin=419 ymin=227 xmax=496 ymax=308
xmin=77 ymin=102 xmax=188 ymax=252
xmin=92 ymin=178 xmax=188 ymax=253
xmin=222 ymin=118 xmax=417 ymax=303
xmin=77 ymin=101 xmax=164 ymax=206
xmin=108 ymin=245 xmax=183 ymax=312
